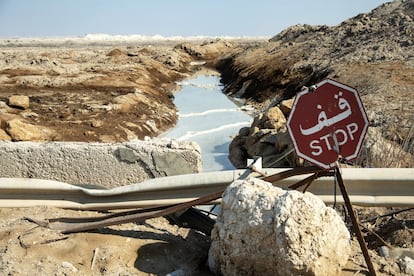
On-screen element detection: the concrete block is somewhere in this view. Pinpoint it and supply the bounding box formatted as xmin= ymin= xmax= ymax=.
xmin=0 ymin=139 xmax=202 ymax=188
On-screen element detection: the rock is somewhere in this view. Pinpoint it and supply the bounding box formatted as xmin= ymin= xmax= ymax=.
xmin=360 ymin=127 xmax=413 ymax=167
xmin=61 ymin=261 xmax=78 ymax=273
xmin=229 ymin=106 xmax=298 ymax=168
xmin=84 ymin=130 xmax=96 ymax=137
xmin=126 ymin=51 xmax=140 ymax=57
xmin=107 ymin=48 xmax=124 ymax=57
xmin=0 ymin=129 xmax=11 ymax=141
xmin=119 ymin=125 xmax=138 ymax=141
xmin=5 ymin=118 xmax=52 ymax=141
xmin=209 ymin=177 xmax=351 ymax=276
xmin=20 ymin=110 xmax=39 ymax=119
xmin=228 ymin=130 xmax=249 ymax=168
xmin=399 ymin=256 xmax=414 ymax=275
xmin=0 ymin=101 xmax=17 ymax=113
xmin=245 ymin=130 xmax=279 ymax=157
xmin=112 ymin=92 xmax=151 ymax=113
xmin=176 ymin=39 xmax=233 ymax=60
xmin=90 ymin=119 xmax=103 ymax=128
xmin=278 ymin=98 xmax=295 ymax=117
xmin=8 ymin=95 xmax=30 ymax=109
xmin=0 ymin=112 xmax=20 ymax=129
xmin=189 ymin=61 xmax=206 ymax=66
xmin=261 ymin=106 xmax=286 ymax=130
xmin=116 ymin=147 xmax=139 ymax=163
xmin=124 ymin=121 xmax=139 ymax=128
xmin=154 ymin=50 xmax=188 ymax=69
xmin=379 ymin=245 xmax=414 ymax=260
xmin=99 ymin=134 xmax=118 ymax=143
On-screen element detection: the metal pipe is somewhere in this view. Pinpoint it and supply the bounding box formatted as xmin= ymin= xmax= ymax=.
xmin=0 ymin=168 xmax=413 ymax=210
xmin=335 ymin=167 xmax=376 ymax=276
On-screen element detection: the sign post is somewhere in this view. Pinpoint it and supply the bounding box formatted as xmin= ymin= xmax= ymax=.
xmin=287 ymin=79 xmax=375 ymax=275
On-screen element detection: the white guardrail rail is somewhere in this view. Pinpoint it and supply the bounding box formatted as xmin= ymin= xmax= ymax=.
xmin=0 ymin=168 xmax=413 ymax=210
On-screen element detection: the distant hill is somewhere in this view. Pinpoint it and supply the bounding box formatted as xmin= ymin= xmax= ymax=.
xmin=270 ymin=0 xmax=413 ymax=63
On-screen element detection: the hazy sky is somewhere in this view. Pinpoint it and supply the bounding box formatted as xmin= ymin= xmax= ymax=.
xmin=0 ymin=0 xmax=389 ymax=38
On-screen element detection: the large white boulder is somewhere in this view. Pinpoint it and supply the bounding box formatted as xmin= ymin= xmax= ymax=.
xmin=209 ymin=178 xmax=351 ymax=275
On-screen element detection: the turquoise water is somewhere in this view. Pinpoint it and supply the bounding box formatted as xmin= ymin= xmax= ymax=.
xmin=164 ymin=75 xmax=252 ymax=172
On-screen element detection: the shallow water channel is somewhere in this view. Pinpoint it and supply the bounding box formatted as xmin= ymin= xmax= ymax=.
xmin=163 ymin=74 xmax=252 ymax=172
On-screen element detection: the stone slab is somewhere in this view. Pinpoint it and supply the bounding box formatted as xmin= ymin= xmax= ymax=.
xmin=0 ymin=139 xmax=202 ymax=188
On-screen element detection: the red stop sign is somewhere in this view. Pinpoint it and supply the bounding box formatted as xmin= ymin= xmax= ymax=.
xmin=287 ymin=79 xmax=369 ymax=169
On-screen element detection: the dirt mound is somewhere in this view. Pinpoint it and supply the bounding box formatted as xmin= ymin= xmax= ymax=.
xmin=217 ymin=0 xmax=413 ymax=167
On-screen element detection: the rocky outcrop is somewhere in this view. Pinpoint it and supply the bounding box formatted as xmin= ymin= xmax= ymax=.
xmin=229 ymin=105 xmax=298 ymax=168
xmin=219 ymin=0 xmax=414 ymax=167
xmin=209 ymin=177 xmax=351 ymax=275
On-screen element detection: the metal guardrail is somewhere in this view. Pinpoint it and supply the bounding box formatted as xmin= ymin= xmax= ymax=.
xmin=0 ymin=168 xmax=413 ymax=210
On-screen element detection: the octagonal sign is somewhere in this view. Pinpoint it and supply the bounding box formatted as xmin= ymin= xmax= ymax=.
xmin=287 ymin=79 xmax=369 ymax=169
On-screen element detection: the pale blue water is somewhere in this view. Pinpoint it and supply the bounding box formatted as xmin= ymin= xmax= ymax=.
xmin=164 ymin=75 xmax=252 ymax=172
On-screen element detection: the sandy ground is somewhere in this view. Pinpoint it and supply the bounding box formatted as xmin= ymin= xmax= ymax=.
xmin=0 ymin=205 xmax=412 ymax=275
xmin=0 ymin=206 xmax=213 ymax=275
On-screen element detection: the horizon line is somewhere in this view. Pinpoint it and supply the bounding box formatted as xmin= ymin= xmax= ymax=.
xmin=0 ymin=33 xmax=272 ymax=41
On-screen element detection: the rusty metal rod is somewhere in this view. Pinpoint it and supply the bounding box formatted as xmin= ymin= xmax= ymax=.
xmin=262 ymin=166 xmax=326 ymax=183
xmin=287 ymin=171 xmax=333 ymax=191
xmin=63 ymin=190 xmax=223 ymax=233
xmin=335 ymin=167 xmax=376 ymax=276
xmin=27 ymin=190 xmax=224 ymax=234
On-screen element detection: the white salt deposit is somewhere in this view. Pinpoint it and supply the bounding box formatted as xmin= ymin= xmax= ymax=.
xmin=0 ymin=33 xmax=269 ymax=46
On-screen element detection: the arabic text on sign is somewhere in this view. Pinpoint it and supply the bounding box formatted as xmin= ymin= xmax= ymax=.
xmin=299 ymin=92 xmax=352 ymax=136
